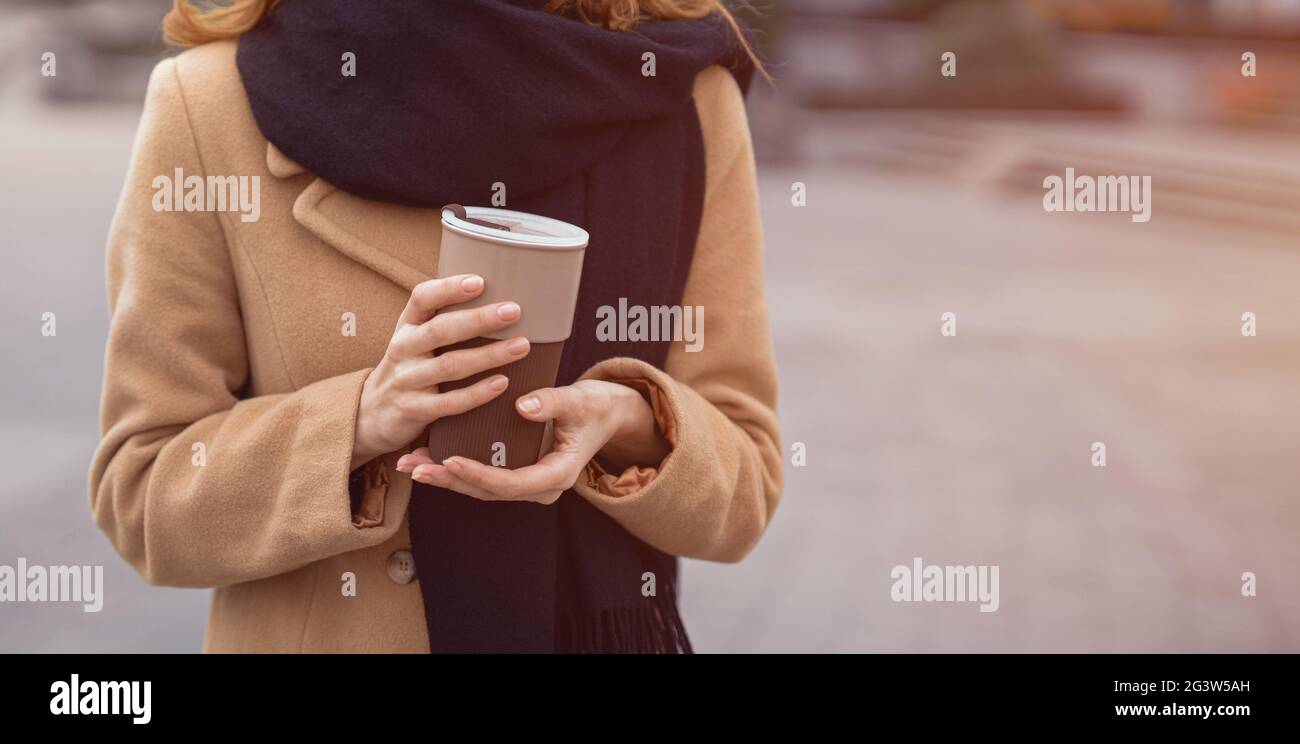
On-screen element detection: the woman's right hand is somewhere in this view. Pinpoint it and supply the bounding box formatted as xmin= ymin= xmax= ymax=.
xmin=352 ymin=274 xmax=529 ymax=468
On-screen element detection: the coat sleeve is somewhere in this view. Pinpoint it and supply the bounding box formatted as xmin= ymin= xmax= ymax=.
xmin=572 ymin=66 xmax=783 ymax=563
xmin=88 ymin=58 xmax=408 ymax=588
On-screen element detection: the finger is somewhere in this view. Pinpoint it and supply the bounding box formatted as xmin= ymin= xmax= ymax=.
xmin=422 ymin=459 xmax=563 ymax=505
xmin=411 ymin=462 xmax=498 ymax=500
xmin=393 ymin=337 xmax=530 ymax=390
xmin=400 ymin=374 xmax=508 ymax=420
xmin=395 ymin=447 xmax=434 ymax=473
xmin=514 ymin=386 xmax=573 ymax=422
xmin=391 ymin=301 xmax=521 ymax=358
xmin=443 ymin=451 xmax=578 ymax=500
xmin=398 ymin=274 xmax=484 ymax=327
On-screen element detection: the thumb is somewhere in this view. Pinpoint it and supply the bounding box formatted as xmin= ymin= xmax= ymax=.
xmin=515 ymin=387 xmax=569 ymax=422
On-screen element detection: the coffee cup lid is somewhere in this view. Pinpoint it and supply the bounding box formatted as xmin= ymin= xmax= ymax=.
xmin=441 ymin=204 xmax=588 ymax=250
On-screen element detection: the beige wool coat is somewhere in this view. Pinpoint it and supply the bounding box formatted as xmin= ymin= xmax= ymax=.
xmin=90 ymin=40 xmax=781 ymax=652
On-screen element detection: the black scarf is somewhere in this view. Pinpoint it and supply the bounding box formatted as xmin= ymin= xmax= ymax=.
xmin=238 ymin=0 xmax=752 ymax=652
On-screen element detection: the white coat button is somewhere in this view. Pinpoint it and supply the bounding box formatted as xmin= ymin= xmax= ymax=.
xmin=386 ymin=550 xmax=416 ymax=585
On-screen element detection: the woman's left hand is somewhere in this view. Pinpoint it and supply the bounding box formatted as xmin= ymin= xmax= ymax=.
xmin=396 ymin=379 xmax=669 ymax=505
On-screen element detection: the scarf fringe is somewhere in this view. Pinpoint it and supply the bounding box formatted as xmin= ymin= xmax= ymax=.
xmin=555 ymin=591 xmax=693 ymax=654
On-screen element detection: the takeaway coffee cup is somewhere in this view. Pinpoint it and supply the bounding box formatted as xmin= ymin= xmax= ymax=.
xmin=425 ymin=204 xmax=588 ymax=469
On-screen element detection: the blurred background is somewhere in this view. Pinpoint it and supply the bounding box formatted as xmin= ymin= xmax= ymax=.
xmin=2 ymin=0 xmax=1299 ymax=652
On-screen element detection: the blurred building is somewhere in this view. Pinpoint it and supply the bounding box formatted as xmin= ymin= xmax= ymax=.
xmin=772 ymin=0 xmax=1300 ymax=124
xmin=1 ymin=0 xmax=169 ymax=103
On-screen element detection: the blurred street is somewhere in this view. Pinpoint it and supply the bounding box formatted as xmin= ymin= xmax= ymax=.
xmin=687 ymin=112 xmax=1300 ymax=652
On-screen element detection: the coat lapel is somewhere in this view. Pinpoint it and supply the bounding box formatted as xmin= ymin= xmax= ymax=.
xmin=270 ymin=143 xmax=440 ymax=293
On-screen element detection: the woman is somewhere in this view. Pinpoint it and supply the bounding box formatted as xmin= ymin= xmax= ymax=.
xmin=90 ymin=0 xmax=781 ymax=652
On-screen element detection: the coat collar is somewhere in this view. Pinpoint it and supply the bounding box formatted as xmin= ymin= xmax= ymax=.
xmin=268 ymin=142 xmax=438 ymax=293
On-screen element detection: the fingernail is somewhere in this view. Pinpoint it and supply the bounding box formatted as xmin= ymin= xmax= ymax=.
xmin=461 ymin=275 xmax=483 ymax=292
xmin=506 ymin=337 xmax=529 ymax=355
xmin=488 ymin=375 xmax=508 ymax=392
xmin=518 ymin=396 xmax=541 ymax=414
xmin=442 ymin=458 xmax=459 ymax=471
xmin=497 ymin=302 xmax=520 ymax=321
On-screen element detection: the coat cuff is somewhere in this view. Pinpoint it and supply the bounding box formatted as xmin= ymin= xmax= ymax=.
xmin=348 ymin=458 xmax=390 ymax=528
xmin=575 ymin=358 xmax=683 ymax=499
xmin=583 ymin=376 xmax=676 ymax=496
